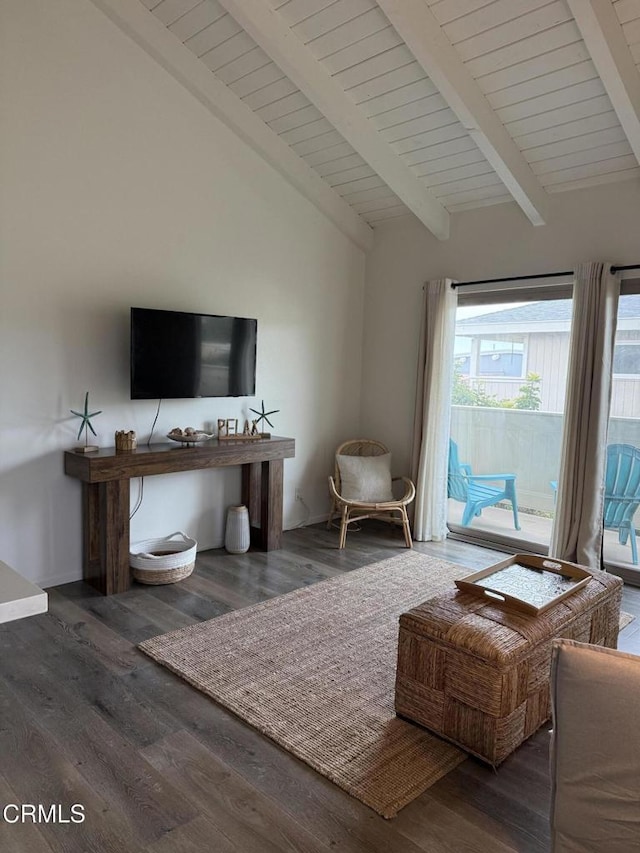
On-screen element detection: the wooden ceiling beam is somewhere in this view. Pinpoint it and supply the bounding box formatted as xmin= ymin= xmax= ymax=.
xmin=376 ymin=0 xmax=551 ymax=227
xmin=88 ymin=0 xmax=374 ymax=252
xmin=567 ymin=0 xmax=640 ymax=165
xmin=216 ymin=0 xmax=450 ymax=240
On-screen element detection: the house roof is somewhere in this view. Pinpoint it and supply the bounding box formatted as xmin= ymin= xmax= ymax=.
xmin=108 ymin=1 xmax=640 ymax=246
xmin=458 ymin=301 xmax=573 ymax=326
xmin=457 ymin=294 xmax=640 ymax=326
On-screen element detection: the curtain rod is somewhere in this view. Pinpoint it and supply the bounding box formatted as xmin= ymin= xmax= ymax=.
xmin=451 ymin=263 xmax=640 ymax=288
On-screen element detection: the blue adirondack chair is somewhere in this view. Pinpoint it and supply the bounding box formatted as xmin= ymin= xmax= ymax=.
xmin=604 ymin=443 xmax=640 ymax=565
xmin=448 ymin=439 xmax=520 ymax=530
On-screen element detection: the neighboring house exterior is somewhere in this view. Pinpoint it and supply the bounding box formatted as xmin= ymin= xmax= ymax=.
xmin=455 ymin=297 xmax=640 ymax=418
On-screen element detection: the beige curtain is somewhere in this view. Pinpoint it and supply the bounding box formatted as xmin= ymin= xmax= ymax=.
xmin=550 ymin=262 xmax=620 ymax=568
xmin=411 ymin=279 xmax=457 ymax=541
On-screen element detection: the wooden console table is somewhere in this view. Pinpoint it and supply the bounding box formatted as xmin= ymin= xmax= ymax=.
xmin=64 ymin=436 xmax=295 ymax=595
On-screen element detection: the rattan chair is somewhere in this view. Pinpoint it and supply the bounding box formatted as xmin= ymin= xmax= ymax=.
xmin=327 ymin=439 xmax=415 ymax=549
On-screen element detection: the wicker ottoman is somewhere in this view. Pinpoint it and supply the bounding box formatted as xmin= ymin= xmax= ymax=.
xmin=394 ymin=568 xmax=622 ymax=765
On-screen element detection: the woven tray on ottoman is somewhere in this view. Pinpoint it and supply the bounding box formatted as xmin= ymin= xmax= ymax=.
xmin=394 ymin=567 xmax=622 ymax=765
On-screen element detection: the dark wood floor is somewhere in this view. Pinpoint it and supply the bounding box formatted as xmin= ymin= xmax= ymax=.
xmin=1 ymin=523 xmax=639 ymax=853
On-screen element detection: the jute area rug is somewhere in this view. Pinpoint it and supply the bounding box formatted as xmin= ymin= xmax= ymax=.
xmin=139 ymin=551 xmax=468 ymax=818
xmin=139 ymin=552 xmax=634 ymax=819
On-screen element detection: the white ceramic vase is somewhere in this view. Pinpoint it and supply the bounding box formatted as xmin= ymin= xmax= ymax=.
xmin=225 ymin=505 xmax=250 ymax=554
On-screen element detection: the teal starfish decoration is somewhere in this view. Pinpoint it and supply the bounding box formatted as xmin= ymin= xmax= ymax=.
xmin=71 ymin=391 xmax=102 ymax=442
xmin=249 ymin=400 xmax=279 ymax=430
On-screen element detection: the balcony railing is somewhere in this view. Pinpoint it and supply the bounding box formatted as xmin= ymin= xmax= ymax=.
xmin=449 ymin=405 xmax=640 ymax=567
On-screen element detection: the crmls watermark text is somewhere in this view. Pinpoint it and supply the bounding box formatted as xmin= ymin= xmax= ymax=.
xmin=2 ymin=804 xmax=85 ymax=824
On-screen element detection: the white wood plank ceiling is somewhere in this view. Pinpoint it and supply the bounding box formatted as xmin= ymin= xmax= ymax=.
xmin=101 ymin=0 xmax=640 ymax=246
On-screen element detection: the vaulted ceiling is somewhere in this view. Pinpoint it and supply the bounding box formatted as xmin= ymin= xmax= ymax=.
xmin=94 ymin=0 xmax=640 ymax=249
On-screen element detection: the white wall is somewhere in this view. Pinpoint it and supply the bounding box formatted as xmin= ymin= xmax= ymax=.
xmin=362 ymin=180 xmax=640 ymax=476
xmin=0 ymin=0 xmax=366 ymax=587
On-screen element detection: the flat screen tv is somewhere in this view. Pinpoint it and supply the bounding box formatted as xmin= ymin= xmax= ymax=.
xmin=131 ymin=307 xmax=257 ymax=399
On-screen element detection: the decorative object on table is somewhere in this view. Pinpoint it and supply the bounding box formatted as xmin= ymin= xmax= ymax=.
xmin=217 ymin=417 xmax=265 ymax=441
xmin=115 ymin=429 xmax=137 ymax=451
xmin=454 ymin=553 xmax=591 ymax=615
xmin=218 ymin=418 xmax=235 ymax=437
xmin=130 ymin=531 xmax=197 ymax=584
xmin=224 ymin=505 xmax=251 ymax=554
xmin=167 ymin=427 xmax=214 ymax=446
xmin=248 ymin=400 xmax=279 ymax=438
xmin=71 ymin=391 xmax=102 ymax=454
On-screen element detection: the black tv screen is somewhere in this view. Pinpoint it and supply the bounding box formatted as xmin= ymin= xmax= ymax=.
xmin=131 ymin=307 xmax=257 ymax=399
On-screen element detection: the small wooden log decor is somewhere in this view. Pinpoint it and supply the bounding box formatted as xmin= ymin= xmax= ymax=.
xmin=115 ymin=430 xmax=137 ymax=451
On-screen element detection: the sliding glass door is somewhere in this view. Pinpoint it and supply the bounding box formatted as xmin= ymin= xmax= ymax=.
xmin=604 ymin=293 xmax=640 ymax=577
xmin=447 ymin=294 xmax=573 ymax=552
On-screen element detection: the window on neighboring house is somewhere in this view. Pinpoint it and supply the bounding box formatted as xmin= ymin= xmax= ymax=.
xmin=477 ymin=337 xmax=525 ymax=377
xmin=613 ymin=342 xmax=640 ymax=375
xmin=454 ymin=335 xmax=472 ymax=375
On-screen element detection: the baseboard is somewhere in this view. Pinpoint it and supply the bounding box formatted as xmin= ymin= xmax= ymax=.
xmin=39 ymin=522 xmax=331 ymax=590
xmin=196 ymin=536 xmax=225 ymax=552
xmin=286 ymin=512 xmax=329 ymax=529
xmin=606 ymin=564 xmax=640 ymax=587
xmin=38 ymin=569 xmax=84 ymax=590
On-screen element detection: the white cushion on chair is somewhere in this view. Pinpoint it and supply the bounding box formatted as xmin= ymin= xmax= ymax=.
xmin=336 ymin=453 xmax=394 ymax=502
